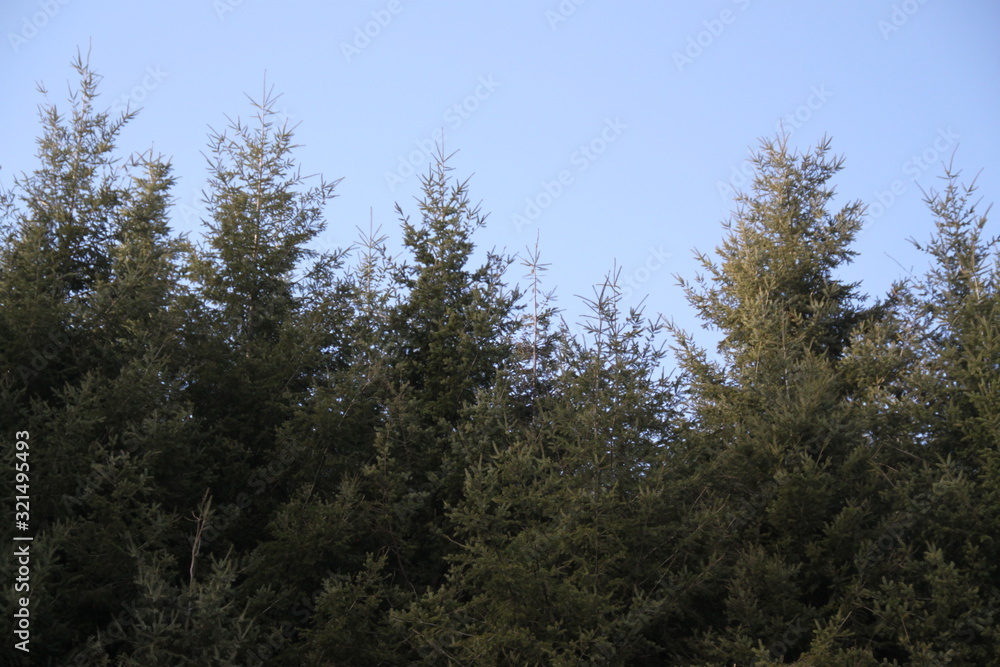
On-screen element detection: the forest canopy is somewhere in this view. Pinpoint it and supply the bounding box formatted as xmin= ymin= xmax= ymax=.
xmin=1 ymin=58 xmax=998 ymax=666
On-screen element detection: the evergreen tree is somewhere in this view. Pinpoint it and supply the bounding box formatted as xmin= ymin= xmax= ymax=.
xmin=0 ymin=56 xmax=211 ymax=662
xmin=5 ymin=58 xmax=998 ymax=663
xmin=668 ymin=135 xmax=904 ymax=664
xmin=182 ymin=84 xmax=347 ymax=551
xmin=292 ymin=151 xmax=521 ymax=664
xmin=864 ymin=168 xmax=1000 ymax=664
xmin=398 ymin=272 xmax=690 ymax=664
xmin=1 ymin=55 xmax=127 ymax=402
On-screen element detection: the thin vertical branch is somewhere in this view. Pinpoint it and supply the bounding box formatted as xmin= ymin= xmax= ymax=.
xmin=189 ymin=488 xmax=212 ymax=589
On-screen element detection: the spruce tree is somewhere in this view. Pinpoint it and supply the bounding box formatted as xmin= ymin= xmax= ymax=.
xmin=182 ymin=84 xmax=347 ymax=552
xmin=668 ymin=135 xmax=902 ymax=664
xmin=295 ymin=151 xmax=521 ymax=663
xmin=0 ymin=56 xmax=209 ymax=662
xmin=398 ymin=272 xmax=689 ymax=664
xmin=864 ymin=168 xmax=1000 ymax=664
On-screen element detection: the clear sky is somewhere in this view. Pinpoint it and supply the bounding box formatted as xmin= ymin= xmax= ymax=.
xmin=3 ymin=0 xmax=998 ymax=353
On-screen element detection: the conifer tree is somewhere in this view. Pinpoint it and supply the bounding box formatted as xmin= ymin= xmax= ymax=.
xmin=182 ymin=85 xmax=347 ymax=550
xmin=0 ymin=56 xmax=206 ymax=661
xmin=1 ymin=55 xmax=127 ymax=402
xmin=863 ymin=168 xmax=1000 ymax=664
xmin=8 ymin=56 xmax=1000 ymax=663
xmin=72 ymin=496 xmax=267 ymax=666
xmin=292 ymin=151 xmax=521 ymax=663
xmin=372 ymin=148 xmax=520 ymax=581
xmin=668 ymin=135 xmax=903 ymax=663
xmin=398 ymin=272 xmax=690 ymax=664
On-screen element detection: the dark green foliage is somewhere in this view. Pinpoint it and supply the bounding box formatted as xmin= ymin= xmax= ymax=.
xmin=2 ymin=60 xmax=996 ymax=665
xmin=668 ymin=136 xmax=914 ymax=664
xmin=863 ymin=170 xmax=1000 ymax=664
xmin=181 ymin=84 xmax=350 ymax=558
xmin=0 ymin=55 xmax=204 ymax=661
xmin=398 ymin=276 xmax=690 ymax=665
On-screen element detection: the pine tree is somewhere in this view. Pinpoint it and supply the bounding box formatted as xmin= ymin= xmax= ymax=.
xmin=292 ymin=150 xmax=521 ymax=663
xmin=10 ymin=57 xmax=998 ymax=663
xmin=398 ymin=271 xmax=690 ymax=664
xmin=370 ymin=148 xmax=520 ymax=583
xmin=0 ymin=54 xmax=127 ymax=402
xmin=0 ymin=56 xmax=208 ymax=661
xmin=668 ymin=135 xmax=903 ymax=663
xmin=71 ymin=494 xmax=268 ymax=666
xmin=864 ymin=167 xmax=1000 ymax=663
xmin=182 ymin=84 xmax=347 ymax=552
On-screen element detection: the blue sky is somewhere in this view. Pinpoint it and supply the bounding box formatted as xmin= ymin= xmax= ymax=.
xmin=3 ymin=0 xmax=998 ymax=352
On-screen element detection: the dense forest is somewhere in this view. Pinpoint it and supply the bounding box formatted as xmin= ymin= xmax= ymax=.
xmin=2 ymin=59 xmax=998 ymax=666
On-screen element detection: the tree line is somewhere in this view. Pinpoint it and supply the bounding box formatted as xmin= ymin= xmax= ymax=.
xmin=1 ymin=58 xmax=998 ymax=666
